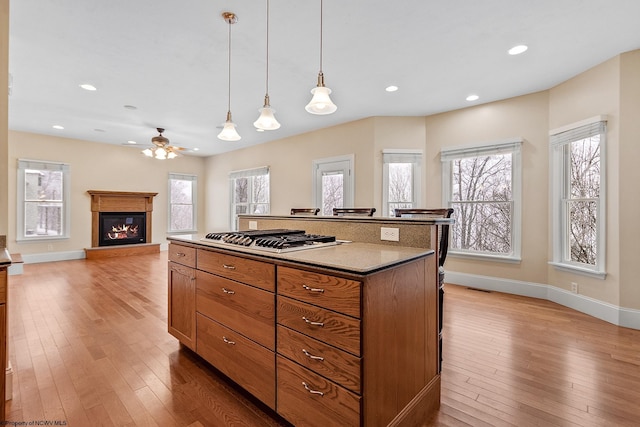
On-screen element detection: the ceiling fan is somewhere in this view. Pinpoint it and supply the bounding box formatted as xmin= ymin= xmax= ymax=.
xmin=142 ymin=128 xmax=185 ymax=160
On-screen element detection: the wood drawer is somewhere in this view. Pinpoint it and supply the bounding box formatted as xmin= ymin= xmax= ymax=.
xmin=168 ymin=243 xmax=196 ymax=267
xmin=197 ymin=249 xmax=275 ymax=292
xmin=196 ymin=313 xmax=276 ymax=409
xmin=277 ymin=296 xmax=361 ymax=356
xmin=277 ymin=325 xmax=361 ymax=394
xmin=196 ymin=270 xmax=275 ymax=350
xmin=277 ymin=266 xmax=361 ymax=318
xmin=277 ymin=355 xmax=360 ymax=427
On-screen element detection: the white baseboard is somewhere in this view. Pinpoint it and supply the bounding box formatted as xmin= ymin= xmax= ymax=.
xmin=446 ymin=271 xmax=640 ymax=331
xmin=20 ymin=243 xmax=169 ymax=265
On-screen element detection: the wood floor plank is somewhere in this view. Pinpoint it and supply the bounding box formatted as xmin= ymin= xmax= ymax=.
xmin=6 ymin=253 xmax=640 ymax=426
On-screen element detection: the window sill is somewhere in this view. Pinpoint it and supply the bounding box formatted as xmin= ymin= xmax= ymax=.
xmin=449 ymin=251 xmax=521 ymax=264
xmin=548 ymin=261 xmax=606 ymax=279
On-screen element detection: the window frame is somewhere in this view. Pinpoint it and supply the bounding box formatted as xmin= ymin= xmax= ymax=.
xmin=229 ymin=166 xmax=270 ymax=230
xmin=441 ymin=138 xmax=523 ymax=262
xmin=382 ymin=149 xmax=423 ymax=217
xmin=312 ymin=155 xmax=354 ymax=216
xmin=549 ymin=116 xmax=607 ymax=278
xmin=17 ymin=159 xmax=71 ymax=242
xmin=167 ymin=173 xmax=197 ymax=234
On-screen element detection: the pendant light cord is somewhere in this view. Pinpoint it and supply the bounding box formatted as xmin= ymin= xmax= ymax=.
xmin=265 ymin=0 xmax=270 ymax=96
xmin=319 ymin=0 xmax=323 ymax=74
xmin=227 ymin=19 xmax=232 ymax=114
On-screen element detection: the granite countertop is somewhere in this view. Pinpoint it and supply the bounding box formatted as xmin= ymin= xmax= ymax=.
xmin=0 ymin=248 xmax=11 ymax=266
xmin=168 ymin=235 xmax=433 ymax=274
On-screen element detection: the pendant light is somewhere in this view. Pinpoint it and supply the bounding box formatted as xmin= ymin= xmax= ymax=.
xmin=218 ymin=12 xmax=241 ymax=141
xmin=253 ymin=0 xmax=281 ymax=130
xmin=305 ymin=0 xmax=337 ymax=115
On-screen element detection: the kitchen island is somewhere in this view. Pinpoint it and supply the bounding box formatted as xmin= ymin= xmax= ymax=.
xmin=167 ymin=230 xmax=440 ymax=427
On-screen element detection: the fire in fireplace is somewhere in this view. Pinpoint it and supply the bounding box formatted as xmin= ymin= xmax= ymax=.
xmin=99 ymin=212 xmax=146 ymax=246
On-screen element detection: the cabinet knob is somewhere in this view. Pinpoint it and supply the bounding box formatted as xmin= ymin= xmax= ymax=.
xmin=302 ymin=382 xmax=324 ymax=396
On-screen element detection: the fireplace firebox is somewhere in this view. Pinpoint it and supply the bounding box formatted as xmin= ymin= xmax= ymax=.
xmin=98 ymin=212 xmax=146 ymax=246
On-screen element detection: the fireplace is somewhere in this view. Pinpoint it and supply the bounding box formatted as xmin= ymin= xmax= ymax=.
xmin=86 ymin=190 xmax=159 ymax=259
xmin=98 ymin=212 xmax=146 ymax=246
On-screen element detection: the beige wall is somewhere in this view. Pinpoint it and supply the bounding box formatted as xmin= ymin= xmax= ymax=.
xmin=7 ymin=131 xmax=207 ymax=255
xmin=548 ymin=56 xmax=622 ymax=305
xmin=205 ymin=117 xmax=426 ymax=229
xmin=618 ymin=50 xmax=640 ymax=309
xmin=1 ymin=0 xmax=8 ymax=237
xmin=425 ymin=92 xmax=551 ymax=286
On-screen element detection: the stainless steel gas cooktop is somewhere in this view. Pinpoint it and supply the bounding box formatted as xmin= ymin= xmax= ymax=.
xmin=201 ymin=229 xmax=338 ymax=253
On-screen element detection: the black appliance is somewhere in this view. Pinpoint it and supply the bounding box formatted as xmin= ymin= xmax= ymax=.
xmin=201 ymin=229 xmax=337 ymax=253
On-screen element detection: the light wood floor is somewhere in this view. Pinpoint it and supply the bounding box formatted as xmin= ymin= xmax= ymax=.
xmin=5 ymin=252 xmax=640 ymax=426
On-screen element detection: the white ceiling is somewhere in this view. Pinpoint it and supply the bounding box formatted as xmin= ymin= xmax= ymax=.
xmin=8 ymin=0 xmax=640 ymax=157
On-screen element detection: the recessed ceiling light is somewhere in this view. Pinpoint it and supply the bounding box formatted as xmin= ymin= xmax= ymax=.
xmin=94 ymin=128 xmax=105 ymax=132
xmin=193 ymin=148 xmax=200 ymax=151
xmin=256 ymin=128 xmax=265 ymax=132
xmin=52 ymin=125 xmax=64 ymax=130
xmin=80 ymin=83 xmax=97 ymax=91
xmin=124 ymin=105 xmax=138 ymax=110
xmin=385 ymin=85 xmax=399 ymax=92
xmin=466 ymin=94 xmax=479 ymax=101
xmin=508 ymin=45 xmax=528 ymax=55
xmin=127 ymin=140 xmax=137 ymax=144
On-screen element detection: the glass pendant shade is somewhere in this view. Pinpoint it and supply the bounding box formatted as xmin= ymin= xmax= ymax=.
xmin=218 ymin=112 xmax=241 ymax=141
xmin=254 ymin=95 xmax=281 ymax=130
xmin=305 ymin=83 xmax=337 ymax=115
xmin=142 ymin=148 xmax=153 ymax=157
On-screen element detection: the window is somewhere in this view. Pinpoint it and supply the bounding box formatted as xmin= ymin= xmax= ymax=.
xmin=229 ymin=166 xmax=270 ymax=230
xmin=550 ymin=117 xmax=606 ymax=277
xmin=312 ymin=155 xmax=354 ymax=215
xmin=382 ymin=150 xmax=422 ymax=217
xmin=168 ymin=173 xmax=197 ymax=233
xmin=441 ymin=139 xmax=522 ymax=260
xmin=17 ymin=159 xmax=71 ymax=241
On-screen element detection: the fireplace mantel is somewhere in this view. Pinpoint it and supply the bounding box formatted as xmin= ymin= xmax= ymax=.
xmin=86 ymin=190 xmax=159 ymax=259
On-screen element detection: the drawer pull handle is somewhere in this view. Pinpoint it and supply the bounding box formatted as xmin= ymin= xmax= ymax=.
xmin=302 ymin=382 xmax=324 ymax=396
xmin=302 ymin=284 xmax=325 ymax=293
xmin=302 ymin=317 xmax=324 ymax=327
xmin=223 ymin=264 xmax=236 ymax=270
xmin=302 ymin=349 xmax=324 ymax=361
xmin=222 ymin=336 xmax=236 ymax=345
xmin=222 ymin=288 xmax=235 ymax=295
xmin=176 ymin=252 xmax=186 ymax=257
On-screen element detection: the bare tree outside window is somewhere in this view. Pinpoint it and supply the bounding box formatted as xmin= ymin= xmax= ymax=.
xmin=24 ymin=169 xmax=63 ymax=236
xmin=388 ymin=163 xmax=413 ymax=216
xmin=450 ymin=154 xmax=513 ymax=254
xmin=169 ymin=176 xmax=195 ymax=232
xmin=230 ymin=170 xmax=270 ymax=229
xmin=567 ymin=136 xmax=600 ymax=265
xmin=321 ymin=173 xmax=343 ymax=216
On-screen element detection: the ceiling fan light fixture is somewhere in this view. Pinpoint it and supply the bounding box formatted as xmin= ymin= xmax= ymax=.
xmin=142 ymin=128 xmax=182 ymax=159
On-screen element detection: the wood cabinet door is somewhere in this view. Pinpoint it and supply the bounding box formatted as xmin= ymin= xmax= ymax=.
xmin=168 ymin=261 xmax=196 ymax=350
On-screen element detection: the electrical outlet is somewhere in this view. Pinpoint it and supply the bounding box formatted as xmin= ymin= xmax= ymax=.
xmin=248 ymin=221 xmax=258 ymax=230
xmin=381 ymin=227 xmax=400 ymax=242
xmin=571 ymin=282 xmax=578 ymax=294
